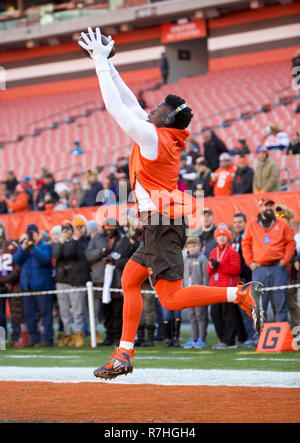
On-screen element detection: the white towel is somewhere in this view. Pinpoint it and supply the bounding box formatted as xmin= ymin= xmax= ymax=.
xmin=102 ymin=263 xmax=115 ymax=304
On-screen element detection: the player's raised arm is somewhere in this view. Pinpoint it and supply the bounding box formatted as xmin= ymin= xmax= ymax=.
xmin=108 ymin=58 xmax=148 ymax=121
xmin=78 ymin=27 xmax=157 ymax=150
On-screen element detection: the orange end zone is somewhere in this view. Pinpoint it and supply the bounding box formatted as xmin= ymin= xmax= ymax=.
xmin=0 ymin=382 xmax=299 ymax=423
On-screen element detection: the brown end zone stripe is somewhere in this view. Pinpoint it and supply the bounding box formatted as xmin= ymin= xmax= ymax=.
xmin=209 ymin=45 xmax=299 ymax=71
xmin=0 ymin=25 xmax=161 ymax=64
xmin=0 ymin=67 xmax=161 ymax=101
xmin=2 ymin=38 xmax=162 ymax=70
xmin=208 ymin=2 xmax=300 ymax=29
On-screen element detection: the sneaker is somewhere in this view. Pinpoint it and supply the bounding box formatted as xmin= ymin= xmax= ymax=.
xmin=240 ymin=339 xmax=256 ymax=348
xmin=94 ymin=347 xmax=136 ymax=380
xmin=212 ymin=342 xmax=236 ymax=349
xmin=235 ymin=281 xmax=264 ymax=334
xmin=181 ymin=338 xmax=196 ymax=349
xmin=194 ymin=338 xmax=207 ymax=349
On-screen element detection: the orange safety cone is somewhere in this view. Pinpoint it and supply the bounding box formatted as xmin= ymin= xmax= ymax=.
xmin=256 ymin=322 xmax=298 ymax=353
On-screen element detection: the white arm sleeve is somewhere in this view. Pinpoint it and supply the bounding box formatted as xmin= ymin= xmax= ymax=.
xmin=97 ymin=65 xmax=158 ymax=160
xmin=109 ymin=61 xmax=149 ymax=121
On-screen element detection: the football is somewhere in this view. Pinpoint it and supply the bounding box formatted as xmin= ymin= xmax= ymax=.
xmin=78 ymin=32 xmax=116 ymax=58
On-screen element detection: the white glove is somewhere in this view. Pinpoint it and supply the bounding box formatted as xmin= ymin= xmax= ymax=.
xmin=79 ymin=27 xmax=115 ymax=74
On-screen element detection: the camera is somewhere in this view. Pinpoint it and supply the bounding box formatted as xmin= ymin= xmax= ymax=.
xmin=27 ymin=229 xmax=35 ymax=247
xmin=210 ymin=258 xmax=220 ymax=269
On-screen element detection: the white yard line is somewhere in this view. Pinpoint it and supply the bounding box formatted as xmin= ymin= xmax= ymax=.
xmin=0 ymin=367 xmax=299 ymax=388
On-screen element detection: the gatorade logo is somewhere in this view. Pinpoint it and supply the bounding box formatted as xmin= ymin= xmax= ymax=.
xmin=262 ymin=327 xmax=281 ymax=350
xmin=257 ymin=322 xmax=298 ymax=353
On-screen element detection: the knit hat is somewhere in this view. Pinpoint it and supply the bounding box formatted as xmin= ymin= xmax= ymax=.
xmin=73 ymin=214 xmax=87 ymax=228
xmin=237 ymin=156 xmax=248 ymax=166
xmin=214 ymin=224 xmax=232 ymax=242
xmin=219 ymin=152 xmax=231 ymax=161
xmin=51 ymin=225 xmax=62 ymax=236
xmin=26 ymin=224 xmax=39 ymax=234
xmin=257 ymin=146 xmax=269 ymax=155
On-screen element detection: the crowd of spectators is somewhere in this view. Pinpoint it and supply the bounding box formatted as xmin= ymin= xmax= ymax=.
xmin=0 ymin=194 xmax=299 ymax=350
xmin=0 ymin=125 xmax=299 ymax=216
xmin=0 ymin=124 xmax=299 ymax=349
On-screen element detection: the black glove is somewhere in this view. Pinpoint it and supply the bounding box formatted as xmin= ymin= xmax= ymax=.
xmin=210 ymin=258 xmax=220 ymax=269
xmin=100 ymin=247 xmax=111 ymax=258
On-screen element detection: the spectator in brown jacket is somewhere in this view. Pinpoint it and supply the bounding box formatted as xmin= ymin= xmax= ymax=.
xmin=253 ymin=147 xmax=280 ymax=193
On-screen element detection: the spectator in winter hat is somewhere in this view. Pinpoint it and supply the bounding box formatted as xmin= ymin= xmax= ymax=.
xmin=207 ymin=224 xmax=241 ymax=349
xmin=50 ymin=225 xmax=62 ymax=245
xmin=210 ymin=152 xmax=236 ymax=196
xmin=13 ymin=223 xmax=54 ymax=347
xmin=232 ymin=156 xmax=254 ymax=195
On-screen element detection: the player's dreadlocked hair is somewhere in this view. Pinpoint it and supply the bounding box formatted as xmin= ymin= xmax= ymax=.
xmin=164 ymin=94 xmax=193 ymax=130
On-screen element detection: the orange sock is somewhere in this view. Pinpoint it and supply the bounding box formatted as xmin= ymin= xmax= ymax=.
xmin=120 ymin=259 xmax=149 ymax=344
xmin=154 ymin=279 xmax=228 ymax=311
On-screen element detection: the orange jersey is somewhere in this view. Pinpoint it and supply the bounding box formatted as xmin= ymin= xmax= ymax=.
xmin=129 ymin=126 xmax=196 ymax=218
xmin=211 ymin=166 xmax=236 ymax=196
xmin=241 ymin=217 xmax=296 ymax=266
xmin=7 ymin=191 xmax=30 ymax=213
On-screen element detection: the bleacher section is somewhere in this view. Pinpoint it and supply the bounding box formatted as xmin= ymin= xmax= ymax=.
xmin=0 ymin=60 xmax=299 ymax=186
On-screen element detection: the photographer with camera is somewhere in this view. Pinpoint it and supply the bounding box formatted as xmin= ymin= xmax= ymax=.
xmin=52 ymin=218 xmax=90 ymax=347
xmin=207 ymin=224 xmax=241 ymax=349
xmin=86 ymin=217 xmax=136 ymax=346
xmin=13 ymin=224 xmax=54 ymax=347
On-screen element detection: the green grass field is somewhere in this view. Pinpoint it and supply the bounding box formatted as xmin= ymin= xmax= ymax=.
xmin=1 ymin=328 xmax=299 ymax=373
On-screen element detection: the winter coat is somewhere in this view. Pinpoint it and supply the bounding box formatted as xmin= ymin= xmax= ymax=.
xmin=204 ymin=133 xmax=228 ymax=171
xmin=192 ymin=170 xmax=213 ymax=197
xmin=253 ymin=155 xmax=280 ymax=192
xmin=231 ymin=232 xmax=252 ymax=282
xmin=200 ymin=226 xmax=217 ymax=259
xmin=183 ymin=252 xmax=209 ymax=287
xmin=52 ymin=237 xmax=91 ymax=286
xmin=13 ymin=238 xmax=54 ymax=291
xmin=80 ymin=182 xmax=103 ymax=207
xmin=232 ymin=165 xmax=254 ymax=194
xmin=207 ymin=244 xmax=241 ymax=287
xmin=7 ymin=191 xmax=30 ymax=213
xmin=85 ymin=231 xmax=136 ymax=298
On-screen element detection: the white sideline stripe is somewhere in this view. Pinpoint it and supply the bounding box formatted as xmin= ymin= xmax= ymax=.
xmin=0 ymin=367 xmax=299 ymax=388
